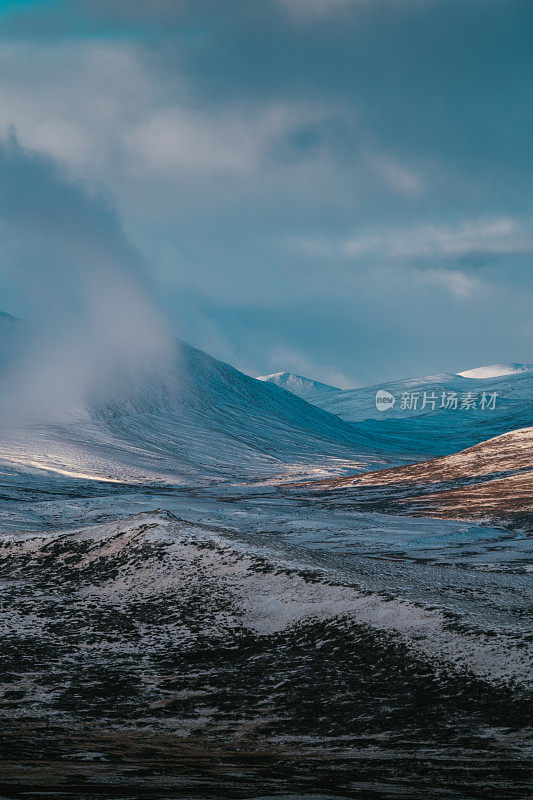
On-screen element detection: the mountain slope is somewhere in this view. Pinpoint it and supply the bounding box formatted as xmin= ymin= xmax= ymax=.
xmin=309 ymin=368 xmax=533 ymax=457
xmin=297 ymin=427 xmax=533 ymax=530
xmin=255 ymin=361 xmax=533 ymax=457
xmin=315 ymin=368 xmax=532 ymax=421
xmin=1 ymin=313 xmax=529 ymax=482
xmin=0 ymin=331 xmax=395 ymax=486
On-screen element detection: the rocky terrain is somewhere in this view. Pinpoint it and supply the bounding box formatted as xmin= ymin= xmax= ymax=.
xmin=0 ymin=510 xmax=531 ymax=799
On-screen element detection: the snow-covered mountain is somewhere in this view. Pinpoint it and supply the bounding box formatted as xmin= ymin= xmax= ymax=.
xmin=275 ymin=367 xmax=532 ymax=422
xmin=0 ymin=323 xmax=391 ymax=486
xmin=458 ymin=363 xmax=532 ymax=378
xmin=1 ymin=312 xmax=531 ymax=482
xmin=268 ymin=365 xmax=533 ymax=457
xmin=256 ymin=371 xmax=340 ymax=402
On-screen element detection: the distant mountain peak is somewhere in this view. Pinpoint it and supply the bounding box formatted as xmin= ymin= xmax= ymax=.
xmin=256 ymin=371 xmax=341 ymax=401
xmin=457 ymin=363 xmax=532 ymax=379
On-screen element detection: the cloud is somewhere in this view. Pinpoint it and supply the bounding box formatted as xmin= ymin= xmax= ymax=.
xmin=366 ymin=152 xmax=425 ymax=197
xmin=0 ymin=42 xmax=346 ymax=181
xmin=0 ymin=40 xmax=429 ymax=204
xmin=299 ymin=216 xmax=533 ymax=263
xmin=126 ymin=109 xmax=256 ymax=172
xmin=0 ymin=133 xmax=173 ymax=424
xmin=0 ymin=0 xmax=358 ymax=32
xmin=0 ymin=41 xmax=151 ymax=172
xmin=278 ymin=0 xmax=356 ymax=18
xmin=381 ymin=218 xmax=531 ymax=260
xmin=125 ymin=103 xmax=307 ymax=174
xmin=263 ymin=343 xmax=355 ymax=387
xmin=82 ymin=0 xmax=188 ymax=23
xmin=0 ymin=1 xmax=531 ymax=385
xmin=277 ymin=0 xmax=442 ymax=22
xmin=417 ymin=268 xmax=479 ymax=299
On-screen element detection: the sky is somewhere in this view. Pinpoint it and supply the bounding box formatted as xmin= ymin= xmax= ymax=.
xmin=0 ymin=0 xmax=532 ymax=387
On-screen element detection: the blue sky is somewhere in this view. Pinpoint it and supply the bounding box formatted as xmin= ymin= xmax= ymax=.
xmin=0 ymin=0 xmax=532 ymax=385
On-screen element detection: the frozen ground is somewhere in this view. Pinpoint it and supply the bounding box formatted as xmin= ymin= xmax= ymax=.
xmin=0 ymin=462 xmax=530 ymax=797
xmin=0 ymin=504 xmax=531 ymax=798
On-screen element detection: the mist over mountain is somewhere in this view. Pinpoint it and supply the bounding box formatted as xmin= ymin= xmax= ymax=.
xmin=0 ymin=319 xmax=392 ymax=487
xmin=0 ymin=135 xmax=174 ymax=426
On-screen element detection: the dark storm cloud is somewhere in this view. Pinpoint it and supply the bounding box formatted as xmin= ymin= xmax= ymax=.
xmin=0 ymin=0 xmax=531 ymax=384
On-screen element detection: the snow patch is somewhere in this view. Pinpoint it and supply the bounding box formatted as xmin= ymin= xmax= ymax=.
xmin=458 ymin=363 xmax=532 ymax=379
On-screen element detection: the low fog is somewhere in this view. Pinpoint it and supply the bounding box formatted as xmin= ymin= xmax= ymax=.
xmin=0 ymin=133 xmax=175 ymax=426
